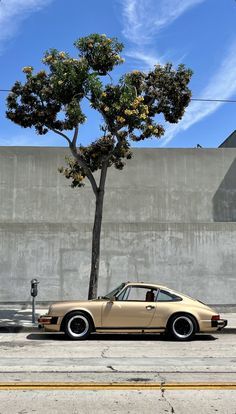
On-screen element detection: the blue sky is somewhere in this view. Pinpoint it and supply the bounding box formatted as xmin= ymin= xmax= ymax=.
xmin=0 ymin=0 xmax=236 ymax=148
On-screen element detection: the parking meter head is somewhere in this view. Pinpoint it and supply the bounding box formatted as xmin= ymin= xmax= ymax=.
xmin=31 ymin=279 xmax=39 ymax=297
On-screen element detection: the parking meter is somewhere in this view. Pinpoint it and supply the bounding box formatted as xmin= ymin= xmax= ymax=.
xmin=31 ymin=279 xmax=39 ymax=297
xmin=30 ymin=279 xmax=39 ymax=323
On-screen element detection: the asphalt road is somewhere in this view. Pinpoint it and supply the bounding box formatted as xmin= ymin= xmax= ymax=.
xmin=0 ymin=332 xmax=235 ymax=413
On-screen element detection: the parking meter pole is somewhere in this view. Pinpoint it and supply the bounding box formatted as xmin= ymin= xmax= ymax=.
xmin=30 ymin=279 xmax=39 ymax=324
xmin=32 ymin=296 xmax=36 ymax=324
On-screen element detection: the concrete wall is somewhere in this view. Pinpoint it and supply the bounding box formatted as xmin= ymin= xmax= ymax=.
xmin=0 ymin=147 xmax=236 ymax=305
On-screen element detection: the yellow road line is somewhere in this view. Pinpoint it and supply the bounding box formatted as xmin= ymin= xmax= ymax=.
xmin=0 ymin=382 xmax=236 ymax=391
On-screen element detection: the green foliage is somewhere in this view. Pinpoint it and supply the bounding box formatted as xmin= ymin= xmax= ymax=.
xmin=58 ymin=157 xmax=86 ymax=188
xmin=59 ymin=135 xmax=132 ymax=187
xmin=74 ymin=34 xmax=124 ymax=75
xmin=6 ymin=33 xmax=193 ymax=187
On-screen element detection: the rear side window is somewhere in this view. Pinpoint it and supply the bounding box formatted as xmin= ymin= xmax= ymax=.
xmin=157 ymin=290 xmax=182 ymax=302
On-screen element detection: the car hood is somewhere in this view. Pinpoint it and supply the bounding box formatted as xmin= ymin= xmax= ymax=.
xmin=47 ymin=299 xmax=100 ymax=315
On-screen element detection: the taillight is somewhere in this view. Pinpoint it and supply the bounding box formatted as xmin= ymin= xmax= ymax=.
xmin=211 ymin=315 xmax=220 ymax=321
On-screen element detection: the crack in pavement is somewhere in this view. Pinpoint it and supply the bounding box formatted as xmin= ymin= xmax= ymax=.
xmin=157 ymin=372 xmax=166 ymax=383
xmin=161 ymin=383 xmax=175 ymax=413
xmin=107 ymin=365 xmax=118 ymax=372
xmin=160 ymin=385 xmax=175 ymax=413
xmin=101 ymin=346 xmax=110 ymax=359
xmin=157 ymin=372 xmax=175 ymax=413
xmin=161 ymin=388 xmax=175 ymax=414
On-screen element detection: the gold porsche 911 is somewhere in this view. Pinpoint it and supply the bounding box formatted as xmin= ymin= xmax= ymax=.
xmin=38 ymin=282 xmax=227 ymax=341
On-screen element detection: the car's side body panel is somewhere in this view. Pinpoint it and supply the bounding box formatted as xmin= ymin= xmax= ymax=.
xmin=100 ymin=300 xmax=157 ymax=328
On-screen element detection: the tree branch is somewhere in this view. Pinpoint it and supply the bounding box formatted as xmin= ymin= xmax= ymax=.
xmin=51 ymin=125 xmax=98 ymax=196
xmin=69 ymin=141 xmax=98 ymax=196
xmin=51 ymin=128 xmax=72 ymax=146
xmin=72 ymin=125 xmax=79 ymax=147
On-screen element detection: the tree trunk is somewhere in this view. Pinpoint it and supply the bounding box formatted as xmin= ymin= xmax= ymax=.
xmin=88 ymin=162 xmax=108 ymax=299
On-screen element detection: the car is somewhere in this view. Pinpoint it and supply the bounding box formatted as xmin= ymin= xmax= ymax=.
xmin=38 ymin=282 xmax=227 ymax=341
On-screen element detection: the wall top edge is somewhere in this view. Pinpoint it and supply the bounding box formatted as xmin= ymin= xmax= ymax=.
xmin=1 ymin=146 xmax=236 ymax=153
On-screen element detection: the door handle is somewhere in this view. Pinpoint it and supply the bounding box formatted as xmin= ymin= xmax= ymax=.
xmin=146 ymin=305 xmax=155 ymax=310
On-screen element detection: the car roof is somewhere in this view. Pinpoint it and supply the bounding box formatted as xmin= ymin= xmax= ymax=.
xmin=125 ymin=282 xmax=169 ymax=290
xmin=124 ymin=282 xmax=200 ymax=303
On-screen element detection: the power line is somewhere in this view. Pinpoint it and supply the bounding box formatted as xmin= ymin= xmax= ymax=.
xmin=191 ymin=98 xmax=236 ymax=103
xmin=0 ymin=89 xmax=236 ymax=103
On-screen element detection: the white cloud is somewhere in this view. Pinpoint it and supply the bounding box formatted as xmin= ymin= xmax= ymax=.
xmin=0 ymin=0 xmax=52 ymax=52
xmin=0 ymin=131 xmax=63 ymax=146
xmin=120 ymin=0 xmax=236 ymax=146
xmin=125 ymin=48 xmax=186 ymax=71
xmin=121 ymin=0 xmax=205 ymax=70
xmin=122 ymin=0 xmax=205 ymax=45
xmin=161 ymin=41 xmax=236 ymax=146
xmin=125 ymin=49 xmax=165 ymax=70
xmin=0 ymin=134 xmax=38 ymax=146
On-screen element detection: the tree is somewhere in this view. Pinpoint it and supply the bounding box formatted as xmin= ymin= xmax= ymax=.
xmin=6 ymin=34 xmax=193 ymax=299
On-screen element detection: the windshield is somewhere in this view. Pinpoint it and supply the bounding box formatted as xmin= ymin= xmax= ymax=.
xmin=103 ymin=283 xmax=126 ymax=299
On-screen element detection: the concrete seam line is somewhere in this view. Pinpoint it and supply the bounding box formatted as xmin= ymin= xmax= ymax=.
xmin=0 ymin=383 xmax=236 ymax=391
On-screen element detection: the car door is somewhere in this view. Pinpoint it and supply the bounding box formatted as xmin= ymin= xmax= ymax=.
xmin=101 ymin=285 xmax=157 ymax=328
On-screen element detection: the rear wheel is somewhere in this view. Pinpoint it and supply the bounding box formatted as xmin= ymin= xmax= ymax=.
xmin=167 ymin=314 xmax=197 ymax=341
xmin=64 ymin=312 xmax=91 ymax=340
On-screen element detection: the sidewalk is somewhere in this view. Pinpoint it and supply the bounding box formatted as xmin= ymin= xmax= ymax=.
xmin=0 ymin=305 xmax=235 ymax=333
xmin=0 ymin=305 xmax=47 ymax=332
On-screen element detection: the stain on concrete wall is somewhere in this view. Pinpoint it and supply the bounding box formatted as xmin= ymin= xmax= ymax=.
xmin=213 ymin=157 xmax=236 ymax=221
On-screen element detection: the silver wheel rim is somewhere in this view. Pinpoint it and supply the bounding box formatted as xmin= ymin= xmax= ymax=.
xmin=67 ymin=315 xmax=89 ymax=338
xmin=172 ymin=316 xmax=194 ymax=339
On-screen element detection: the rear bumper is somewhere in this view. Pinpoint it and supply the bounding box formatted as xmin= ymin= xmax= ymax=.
xmin=200 ymin=318 xmax=228 ymax=333
xmin=211 ymin=319 xmax=228 ymax=331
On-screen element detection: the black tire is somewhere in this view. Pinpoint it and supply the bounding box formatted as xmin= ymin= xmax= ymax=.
xmin=167 ymin=314 xmax=197 ymax=341
xmin=64 ymin=311 xmax=91 ymax=340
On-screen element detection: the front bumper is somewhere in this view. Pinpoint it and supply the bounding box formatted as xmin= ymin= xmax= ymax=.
xmin=211 ymin=319 xmax=228 ymax=331
xmin=38 ymin=315 xmax=58 ymax=326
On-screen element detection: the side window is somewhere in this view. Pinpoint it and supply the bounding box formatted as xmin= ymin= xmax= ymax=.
xmin=117 ymin=286 xmax=130 ymax=301
xmin=117 ymin=286 xmax=157 ymax=301
xmin=157 ymin=290 xmax=182 ymax=302
xmin=127 ymin=287 xmax=145 ymax=301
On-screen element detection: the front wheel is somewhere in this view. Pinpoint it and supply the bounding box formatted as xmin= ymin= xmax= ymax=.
xmin=167 ymin=314 xmax=197 ymax=341
xmin=64 ymin=312 xmax=91 ymax=340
